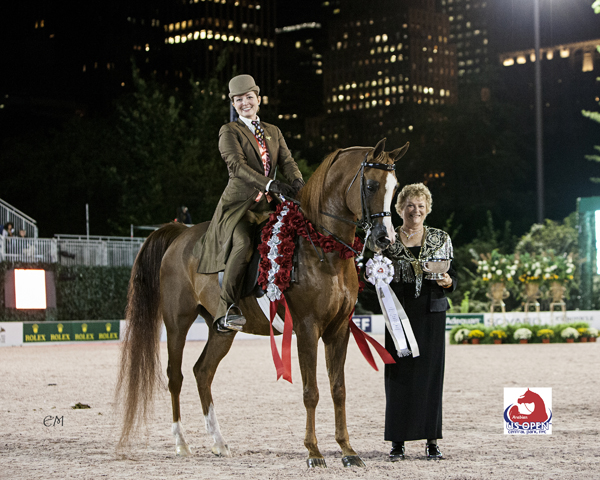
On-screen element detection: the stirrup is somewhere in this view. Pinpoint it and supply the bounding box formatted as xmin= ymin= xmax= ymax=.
xmin=215 ymin=304 xmax=246 ymax=332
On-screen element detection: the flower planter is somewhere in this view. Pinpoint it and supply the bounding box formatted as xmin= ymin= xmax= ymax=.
xmin=566 ymin=338 xmax=574 ymax=343
xmin=462 ymin=340 xmax=468 ymax=345
xmin=471 ymin=338 xmax=480 ymax=345
xmin=580 ymin=337 xmax=588 ymax=343
xmin=542 ymin=338 xmax=550 ymax=344
xmin=519 ymin=339 xmax=528 ymax=344
xmin=493 ymin=339 xmax=502 ymax=345
xmin=590 ymin=337 xmax=597 ymax=343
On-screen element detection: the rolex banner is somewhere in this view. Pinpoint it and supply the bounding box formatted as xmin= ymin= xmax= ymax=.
xmin=23 ymin=320 xmax=120 ymax=343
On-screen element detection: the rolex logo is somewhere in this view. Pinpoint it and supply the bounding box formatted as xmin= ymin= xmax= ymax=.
xmin=33 ymin=324 xmax=39 ymax=334
xmin=105 ymin=323 xmax=111 ymax=332
xmin=58 ymin=324 xmax=64 ymax=333
xmin=82 ymin=324 xmax=88 ymax=333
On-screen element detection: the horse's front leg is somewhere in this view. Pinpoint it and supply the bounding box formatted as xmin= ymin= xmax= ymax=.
xmin=296 ymin=325 xmax=326 ymax=468
xmin=323 ymin=323 xmax=366 ymax=467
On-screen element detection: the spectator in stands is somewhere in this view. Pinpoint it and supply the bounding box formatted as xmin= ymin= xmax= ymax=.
xmin=18 ymin=229 xmax=26 ymax=238
xmin=176 ymin=205 xmax=192 ymax=224
xmin=2 ymin=222 xmax=14 ymax=237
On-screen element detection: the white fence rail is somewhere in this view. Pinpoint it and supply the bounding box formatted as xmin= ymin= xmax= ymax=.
xmin=0 ymin=198 xmax=38 ymax=238
xmin=0 ymin=236 xmax=145 ymax=266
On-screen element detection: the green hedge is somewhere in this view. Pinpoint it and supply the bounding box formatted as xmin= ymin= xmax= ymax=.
xmin=449 ymin=321 xmax=592 ymax=345
xmin=0 ymin=262 xmax=131 ymax=322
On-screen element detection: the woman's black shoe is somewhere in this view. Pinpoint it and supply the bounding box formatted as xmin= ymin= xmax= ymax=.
xmin=389 ymin=443 xmax=405 ymax=462
xmin=426 ymin=443 xmax=443 ymax=460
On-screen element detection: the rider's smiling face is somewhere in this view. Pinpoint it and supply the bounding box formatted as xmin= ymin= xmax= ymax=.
xmin=232 ymin=92 xmax=261 ymax=120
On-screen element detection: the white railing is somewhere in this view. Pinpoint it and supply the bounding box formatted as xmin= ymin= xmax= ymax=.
xmin=0 ymin=236 xmax=145 ymax=266
xmin=0 ymin=238 xmax=57 ymax=263
xmin=0 ymin=198 xmax=38 ymax=238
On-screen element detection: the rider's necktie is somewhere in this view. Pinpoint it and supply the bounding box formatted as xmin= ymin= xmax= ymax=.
xmin=251 ymin=120 xmax=270 ymax=176
xmin=251 ymin=120 xmax=266 ymax=148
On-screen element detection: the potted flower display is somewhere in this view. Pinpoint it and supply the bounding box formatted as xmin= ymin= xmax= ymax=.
xmin=560 ymin=327 xmax=579 ymax=343
xmin=514 ymin=327 xmax=533 ymax=344
xmin=490 ymin=330 xmax=507 ymax=344
xmin=477 ymin=251 xmax=516 ymax=311
xmin=468 ymin=329 xmax=485 ymax=344
xmin=514 ymin=252 xmax=544 ymax=307
xmin=536 ymin=328 xmax=554 ymax=344
xmin=588 ymin=328 xmax=598 ymax=343
xmin=577 ymin=327 xmax=589 ymax=343
xmin=454 ymin=328 xmax=471 ymax=345
xmin=540 ymin=251 xmax=576 ymax=307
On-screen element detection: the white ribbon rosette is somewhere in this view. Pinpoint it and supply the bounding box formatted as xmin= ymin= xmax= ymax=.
xmin=366 ymin=254 xmax=419 ymax=358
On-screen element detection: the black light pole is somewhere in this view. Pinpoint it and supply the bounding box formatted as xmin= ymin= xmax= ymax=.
xmin=534 ymin=0 xmax=544 ymax=224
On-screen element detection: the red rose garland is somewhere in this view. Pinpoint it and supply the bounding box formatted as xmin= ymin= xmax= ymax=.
xmin=258 ymin=201 xmax=365 ymax=299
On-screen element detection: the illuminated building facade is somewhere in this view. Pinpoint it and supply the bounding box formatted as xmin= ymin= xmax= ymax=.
xmin=322 ymin=0 xmax=457 ymax=148
xmin=158 ymin=0 xmax=276 ymax=103
xmin=437 ymin=0 xmax=490 ymax=82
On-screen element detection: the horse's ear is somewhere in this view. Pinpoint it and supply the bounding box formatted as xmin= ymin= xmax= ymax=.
xmin=373 ymin=138 xmax=386 ymax=159
xmin=390 ymin=142 xmax=410 ymax=163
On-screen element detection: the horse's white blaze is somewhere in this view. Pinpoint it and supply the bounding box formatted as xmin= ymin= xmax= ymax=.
xmin=383 ymin=172 xmax=398 ymax=243
xmin=172 ymin=420 xmax=192 ymax=456
xmin=205 ymin=403 xmax=231 ymax=457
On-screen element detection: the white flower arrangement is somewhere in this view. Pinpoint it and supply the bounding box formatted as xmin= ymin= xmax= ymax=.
xmin=588 ymin=327 xmax=598 ymax=338
xmin=513 ymin=327 xmax=533 ymax=340
xmin=560 ymin=327 xmax=579 ymax=339
xmin=454 ymin=328 xmax=471 ymax=343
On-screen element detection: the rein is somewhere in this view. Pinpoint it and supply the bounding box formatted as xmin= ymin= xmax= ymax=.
xmin=318 ymin=151 xmax=395 ymax=260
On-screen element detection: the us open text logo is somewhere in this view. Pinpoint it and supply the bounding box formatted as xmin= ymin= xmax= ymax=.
xmin=503 ymin=388 xmax=552 ymax=435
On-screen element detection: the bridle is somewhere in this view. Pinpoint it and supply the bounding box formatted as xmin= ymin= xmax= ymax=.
xmin=317 ymin=150 xmax=396 ymax=260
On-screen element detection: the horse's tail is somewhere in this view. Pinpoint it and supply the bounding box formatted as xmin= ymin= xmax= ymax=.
xmin=115 ymin=222 xmax=188 ymax=450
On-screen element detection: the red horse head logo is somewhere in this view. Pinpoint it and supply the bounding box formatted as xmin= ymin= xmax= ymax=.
xmin=508 ymin=389 xmax=548 ymax=423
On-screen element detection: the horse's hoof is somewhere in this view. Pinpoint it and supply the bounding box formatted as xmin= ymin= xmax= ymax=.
xmin=342 ymin=455 xmax=366 ymax=467
xmin=176 ymin=444 xmax=192 ymax=456
xmin=307 ymin=457 xmax=327 ymax=468
xmin=212 ymin=443 xmax=232 ymax=458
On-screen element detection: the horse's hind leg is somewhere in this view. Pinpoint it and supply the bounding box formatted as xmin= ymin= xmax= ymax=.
xmin=165 ymin=307 xmax=197 ymax=456
xmin=193 ymin=327 xmax=236 ymax=457
xmin=323 ymin=325 xmax=366 ymax=467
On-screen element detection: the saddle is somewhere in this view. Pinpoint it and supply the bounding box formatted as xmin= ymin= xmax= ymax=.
xmin=217 ymin=224 xmax=298 ymax=299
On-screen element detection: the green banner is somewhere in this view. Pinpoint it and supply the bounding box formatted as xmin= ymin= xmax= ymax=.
xmin=446 ymin=313 xmax=485 ymax=330
xmin=23 ymin=320 xmax=120 ymax=343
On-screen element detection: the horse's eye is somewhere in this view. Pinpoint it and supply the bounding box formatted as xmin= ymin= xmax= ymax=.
xmin=366 ymin=180 xmax=379 ymax=193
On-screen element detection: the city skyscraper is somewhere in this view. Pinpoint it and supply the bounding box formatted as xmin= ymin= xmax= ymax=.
xmin=321 ymin=0 xmax=458 ymax=148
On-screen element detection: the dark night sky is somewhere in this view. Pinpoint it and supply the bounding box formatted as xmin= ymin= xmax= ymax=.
xmin=495 ymin=0 xmax=600 ymax=51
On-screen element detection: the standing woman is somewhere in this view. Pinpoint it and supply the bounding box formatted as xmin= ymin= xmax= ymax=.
xmin=383 ymin=183 xmax=456 ymax=461
xmin=196 ymin=74 xmax=304 ymax=332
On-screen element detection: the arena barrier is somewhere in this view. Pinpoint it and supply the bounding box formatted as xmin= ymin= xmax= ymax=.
xmin=2 ymin=311 xmax=600 ymax=347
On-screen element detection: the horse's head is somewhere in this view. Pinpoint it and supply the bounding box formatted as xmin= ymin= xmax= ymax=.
xmin=347 ymin=138 xmax=409 ymax=252
xmin=518 ymin=389 xmax=542 ymax=405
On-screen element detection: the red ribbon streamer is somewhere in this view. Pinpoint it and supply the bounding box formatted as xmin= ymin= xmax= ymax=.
xmin=269 ymin=297 xmax=294 ymax=383
xmin=348 ymin=309 xmax=396 ymax=370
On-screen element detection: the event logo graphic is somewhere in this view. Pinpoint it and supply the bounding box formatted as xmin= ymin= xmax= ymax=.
xmin=504 ymin=388 xmax=552 ymax=434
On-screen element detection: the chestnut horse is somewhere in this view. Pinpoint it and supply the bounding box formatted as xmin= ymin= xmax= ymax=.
xmin=116 ymin=138 xmax=409 ymax=467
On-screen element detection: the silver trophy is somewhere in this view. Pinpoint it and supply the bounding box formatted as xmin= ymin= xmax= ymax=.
xmin=420 ymin=237 xmax=453 ymax=280
xmin=421 ymin=259 xmax=451 ymax=280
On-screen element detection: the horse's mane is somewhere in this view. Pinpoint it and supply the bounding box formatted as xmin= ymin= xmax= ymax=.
xmin=298 ymin=146 xmax=389 ymax=226
xmin=299 ymin=149 xmax=343 ymax=225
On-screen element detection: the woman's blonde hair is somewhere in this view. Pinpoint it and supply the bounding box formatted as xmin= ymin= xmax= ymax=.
xmin=395 ymin=183 xmax=433 ymax=215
